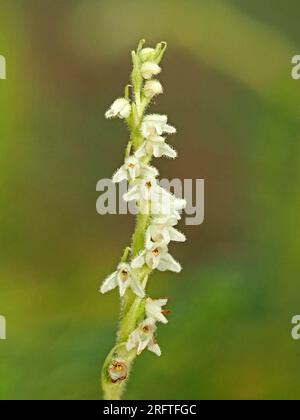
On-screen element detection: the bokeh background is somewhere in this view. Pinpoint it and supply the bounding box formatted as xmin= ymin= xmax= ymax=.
xmin=1 ymin=0 xmax=300 ymax=400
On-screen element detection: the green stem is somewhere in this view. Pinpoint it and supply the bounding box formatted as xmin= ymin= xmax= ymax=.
xmin=132 ymin=212 xmax=149 ymax=256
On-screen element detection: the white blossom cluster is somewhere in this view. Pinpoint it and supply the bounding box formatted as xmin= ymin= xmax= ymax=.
xmin=100 ymin=42 xmax=186 ymax=383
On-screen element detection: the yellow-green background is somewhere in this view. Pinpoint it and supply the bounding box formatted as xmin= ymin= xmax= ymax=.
xmin=1 ymin=0 xmax=300 ymax=400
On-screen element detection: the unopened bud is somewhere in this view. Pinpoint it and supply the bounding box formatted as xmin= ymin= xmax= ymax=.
xmin=141 ymin=62 xmax=161 ymax=80
xmin=143 ymin=80 xmax=163 ymax=98
xmin=139 ymin=47 xmax=156 ymax=62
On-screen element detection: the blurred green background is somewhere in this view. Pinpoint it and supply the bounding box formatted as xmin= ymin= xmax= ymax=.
xmin=1 ymin=0 xmax=300 ymax=400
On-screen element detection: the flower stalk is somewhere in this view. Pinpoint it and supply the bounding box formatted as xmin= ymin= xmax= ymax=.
xmin=100 ymin=39 xmax=186 ymax=400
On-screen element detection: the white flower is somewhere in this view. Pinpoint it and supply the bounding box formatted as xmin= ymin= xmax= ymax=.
xmin=145 ymin=298 xmax=169 ymax=324
xmin=126 ymin=318 xmax=161 ymax=356
xmin=141 ymin=62 xmax=161 ymax=80
xmin=108 ymin=358 xmax=128 ymax=383
xmin=100 ymin=263 xmax=144 ymax=298
xmin=147 ymin=190 xmax=187 ymax=219
xmin=143 ymin=80 xmax=163 ymax=98
xmin=105 ymin=98 xmax=131 ymax=119
xmin=112 ymin=156 xmax=158 ymax=183
xmin=136 ymin=136 xmax=177 ymax=159
xmin=141 ymin=114 xmax=176 ymax=138
xmin=139 ymin=47 xmax=156 ymax=62
xmin=132 ymin=241 xmax=182 ymax=273
xmin=123 ymin=177 xmax=161 ymax=203
xmin=146 ymin=216 xmax=186 ymax=247
xmin=123 ymin=178 xmax=186 ymax=220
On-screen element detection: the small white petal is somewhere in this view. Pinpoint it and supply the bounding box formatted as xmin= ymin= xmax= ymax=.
xmin=144 ymin=114 xmax=168 ymax=123
xmin=152 ymin=143 xmax=163 ymax=158
xmin=126 ymin=330 xmax=139 ymax=351
xmin=131 ymin=251 xmax=146 ymax=268
xmin=119 ymin=103 xmax=131 ymax=119
xmin=123 ymin=185 xmax=141 ymax=202
xmin=160 ymin=143 xmax=177 ymax=159
xmin=112 ymin=166 xmax=128 ymax=183
xmin=140 ymin=164 xmax=159 ymax=178
xmin=145 ymin=252 xmax=160 ymax=270
xmin=145 ymin=228 xmax=153 ymax=249
xmin=168 ymin=227 xmax=186 ymax=242
xmin=105 ymin=109 xmax=115 ymax=119
xmin=135 ymin=143 xmax=147 ymax=158
xmin=137 ymin=339 xmax=149 ymax=355
xmin=156 ymin=298 xmax=168 ymax=306
xmin=130 ymin=277 xmax=145 ymax=298
xmin=163 ymin=124 xmax=176 ymax=134
xmin=148 ymin=340 xmax=161 ymax=356
xmin=157 ymin=253 xmax=182 ymax=273
xmin=174 ymin=198 xmax=187 ymax=210
xmin=161 ymin=228 xmax=171 ymax=244
xmin=128 ymin=167 xmax=136 ymax=181
xmin=118 ymin=279 xmax=130 ymax=297
xmin=100 ymin=271 xmax=118 ymax=294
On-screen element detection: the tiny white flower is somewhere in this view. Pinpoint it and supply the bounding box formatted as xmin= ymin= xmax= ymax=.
xmin=126 ymin=318 xmax=161 ymax=356
xmin=112 ymin=156 xmax=158 ymax=183
xmin=100 ymin=262 xmax=144 ymax=298
xmin=145 ymin=298 xmax=169 ymax=324
xmin=147 ymin=190 xmax=187 ymax=219
xmin=139 ymin=47 xmax=156 ymax=62
xmin=146 ymin=216 xmax=186 ymax=247
xmin=123 ymin=177 xmax=161 ymax=203
xmin=105 ymin=98 xmax=131 ymax=119
xmin=141 ymin=62 xmax=161 ymax=80
xmin=132 ymin=241 xmax=182 ymax=273
xmin=136 ymin=136 xmax=177 ymax=159
xmin=141 ymin=114 xmax=176 ymax=138
xmin=143 ymin=80 xmax=163 ymax=98
xmin=108 ymin=358 xmax=128 ymax=383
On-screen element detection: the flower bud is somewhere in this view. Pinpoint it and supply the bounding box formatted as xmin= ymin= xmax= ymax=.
xmin=139 ymin=47 xmax=156 ymax=62
xmin=141 ymin=62 xmax=161 ymax=80
xmin=143 ymin=80 xmax=163 ymax=98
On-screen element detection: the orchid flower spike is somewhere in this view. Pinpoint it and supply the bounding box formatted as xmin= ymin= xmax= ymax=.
xmin=101 ymin=40 xmax=190 ymax=400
